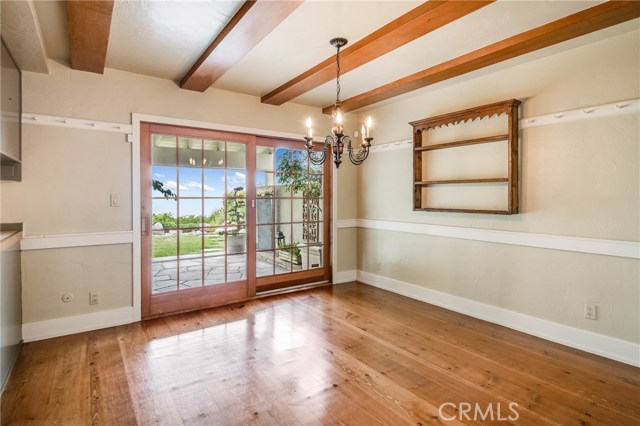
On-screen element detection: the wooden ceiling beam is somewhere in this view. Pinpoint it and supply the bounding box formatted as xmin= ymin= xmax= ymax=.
xmin=323 ymin=1 xmax=640 ymax=114
xmin=261 ymin=0 xmax=494 ymax=106
xmin=180 ymin=0 xmax=302 ymax=92
xmin=66 ymin=0 xmax=114 ymax=74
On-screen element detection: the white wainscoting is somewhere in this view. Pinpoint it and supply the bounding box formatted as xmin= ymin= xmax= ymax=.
xmin=20 ymin=231 xmax=134 ymax=251
xmin=22 ymin=307 xmax=135 ymax=342
xmin=356 ymin=270 xmax=640 ymax=367
xmin=336 ymin=219 xmax=639 ymax=259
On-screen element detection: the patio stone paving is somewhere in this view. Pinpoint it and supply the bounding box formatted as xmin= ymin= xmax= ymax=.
xmin=152 ymin=252 xmax=308 ymax=293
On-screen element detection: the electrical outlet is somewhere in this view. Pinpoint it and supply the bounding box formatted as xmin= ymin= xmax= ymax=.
xmin=110 ymin=194 xmax=119 ymax=207
xmin=90 ymin=292 xmax=99 ymax=305
xmin=375 ymin=261 xmax=382 ymax=272
xmin=61 ymin=293 xmax=74 ymax=303
xmin=584 ymin=303 xmax=597 ymax=320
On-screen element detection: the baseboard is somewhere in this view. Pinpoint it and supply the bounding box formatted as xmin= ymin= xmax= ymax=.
xmin=334 ymin=270 xmax=357 ymax=284
xmin=356 ymin=270 xmax=640 ymax=367
xmin=22 ymin=307 xmax=135 ymax=342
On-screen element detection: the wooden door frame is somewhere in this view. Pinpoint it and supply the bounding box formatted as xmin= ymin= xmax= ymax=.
xmin=137 ymin=117 xmax=332 ymax=319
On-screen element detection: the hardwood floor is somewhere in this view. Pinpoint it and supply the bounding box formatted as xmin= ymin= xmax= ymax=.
xmin=2 ymin=282 xmax=639 ymax=425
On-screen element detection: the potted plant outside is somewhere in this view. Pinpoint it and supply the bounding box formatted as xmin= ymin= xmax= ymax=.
xmin=223 ymin=186 xmax=246 ymax=253
xmin=278 ymin=242 xmax=302 ymax=265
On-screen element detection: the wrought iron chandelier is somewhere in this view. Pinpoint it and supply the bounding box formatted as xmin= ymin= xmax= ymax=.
xmin=303 ymin=37 xmax=373 ymax=168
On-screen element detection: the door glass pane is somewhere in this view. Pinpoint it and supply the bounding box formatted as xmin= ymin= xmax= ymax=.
xmin=319 ymin=222 xmax=324 ymax=244
xmin=310 ymin=159 xmax=323 ymax=174
xmin=275 ymin=224 xmax=292 ymax=248
xmin=257 ymin=225 xmax=274 ymax=250
xmin=204 ymin=199 xmax=224 ymax=228
xmin=304 ymin=221 xmax=321 ymax=245
xmin=310 ymin=174 xmax=323 ymax=198
xmin=178 ymin=137 xmax=203 ymax=198
xmin=256 ymin=197 xmax=274 ymax=225
xmin=305 ymin=199 xmax=323 ymax=221
xmin=179 ymin=199 xmax=202 ymax=228
xmin=292 ymin=223 xmax=304 ymax=244
xmin=153 ymin=198 xmax=177 ymax=231
xmin=292 ymin=198 xmax=304 ymax=222
xmin=226 ymin=171 xmax=246 ymax=193
xmin=152 ymin=135 xmax=178 ymax=197
xmin=178 ymin=229 xmax=203 ymax=289
xmin=227 ymin=254 xmax=246 ymax=282
xmin=204 ymin=253 xmax=225 ymax=286
xmin=275 ymin=198 xmax=291 ymax=224
xmin=203 ymin=139 xmax=225 ymax=171
xmin=225 ymin=196 xmax=246 ymax=226
xmin=298 ymin=245 xmax=310 ymax=271
xmin=226 ymin=142 xmax=246 ymax=169
xmin=203 ymin=228 xmax=225 ymax=255
xmin=152 ymin=167 xmax=177 ymax=198
xmin=257 ymin=146 xmax=275 ymax=171
xmin=226 ymin=233 xmax=246 ymax=254
xmin=152 ymin=233 xmax=177 ymax=293
xmin=275 ymin=248 xmax=293 ymax=275
xmin=256 ymin=251 xmax=274 ymax=277
xmin=308 ymin=245 xmax=323 ymax=269
xmin=203 ymin=168 xmax=225 ymax=197
xmin=256 ymin=170 xmax=273 ymax=190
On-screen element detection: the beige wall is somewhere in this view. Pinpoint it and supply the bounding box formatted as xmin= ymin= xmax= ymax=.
xmin=354 ymin=29 xmax=640 ymax=342
xmin=335 ymin=162 xmax=358 ymax=274
xmin=1 ymin=60 xmax=358 ymax=324
xmin=22 ymin=244 xmax=132 ymax=323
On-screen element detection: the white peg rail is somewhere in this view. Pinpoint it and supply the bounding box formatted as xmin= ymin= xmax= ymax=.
xmin=369 ymin=98 xmax=640 ymax=151
xmin=22 ymin=113 xmax=132 ymax=134
xmin=520 ymin=98 xmax=639 ymax=128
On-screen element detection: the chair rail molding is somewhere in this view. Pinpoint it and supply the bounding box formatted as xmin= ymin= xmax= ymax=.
xmin=20 ymin=231 xmax=134 ymax=251
xmin=337 ymin=219 xmax=639 ymax=259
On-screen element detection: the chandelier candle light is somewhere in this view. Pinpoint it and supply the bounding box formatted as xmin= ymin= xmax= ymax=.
xmin=304 ymin=37 xmax=373 ymax=168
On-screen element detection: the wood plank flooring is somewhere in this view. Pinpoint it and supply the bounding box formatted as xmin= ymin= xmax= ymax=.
xmin=2 ymin=282 xmax=639 ymax=425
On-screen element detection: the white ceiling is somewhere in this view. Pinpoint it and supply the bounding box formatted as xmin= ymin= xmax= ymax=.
xmin=12 ymin=0 xmax=640 ymax=111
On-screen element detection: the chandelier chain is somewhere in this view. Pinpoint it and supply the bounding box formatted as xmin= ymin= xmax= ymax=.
xmin=336 ymin=45 xmax=341 ymax=104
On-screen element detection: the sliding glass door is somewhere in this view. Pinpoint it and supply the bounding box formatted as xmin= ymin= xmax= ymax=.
xmin=141 ymin=124 xmax=331 ymax=318
xmin=254 ymin=139 xmax=331 ymax=292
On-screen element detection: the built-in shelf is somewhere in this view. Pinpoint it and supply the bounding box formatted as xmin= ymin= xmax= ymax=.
xmin=410 ymin=99 xmax=521 ymax=214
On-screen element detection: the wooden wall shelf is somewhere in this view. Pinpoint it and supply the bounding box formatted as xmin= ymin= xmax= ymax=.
xmin=410 ymin=99 xmax=521 ymax=214
xmin=415 ymin=178 xmax=509 ymax=185
xmin=414 ymin=134 xmax=509 ymax=151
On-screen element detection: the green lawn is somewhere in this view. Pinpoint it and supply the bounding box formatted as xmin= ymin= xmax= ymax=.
xmin=153 ymin=234 xmax=225 ymax=258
